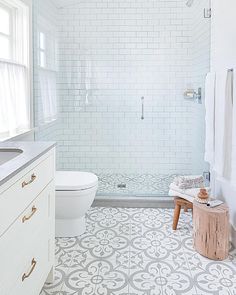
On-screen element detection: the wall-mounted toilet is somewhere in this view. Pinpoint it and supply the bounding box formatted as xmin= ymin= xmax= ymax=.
xmin=55 ymin=171 xmax=98 ymax=237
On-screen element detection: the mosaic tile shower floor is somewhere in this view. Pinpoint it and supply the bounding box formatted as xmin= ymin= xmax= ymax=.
xmin=97 ymin=174 xmax=177 ymax=196
xmin=41 ymin=207 xmax=236 ymax=295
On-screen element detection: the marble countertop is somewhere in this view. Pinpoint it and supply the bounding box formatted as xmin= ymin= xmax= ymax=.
xmin=0 ymin=141 xmax=56 ymax=186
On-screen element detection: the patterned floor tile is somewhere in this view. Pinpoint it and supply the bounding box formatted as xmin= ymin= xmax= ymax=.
xmin=94 ymin=260 xmax=129 ymax=295
xmin=55 ymin=238 xmax=82 ymax=268
xmin=40 ymin=265 xmax=69 ymax=295
xmin=130 ymin=260 xmax=194 ymax=295
xmin=41 ymin=207 xmax=236 ymax=295
xmin=62 ymin=260 xmax=99 ymax=295
xmin=79 ymin=228 xmax=130 ymax=259
xmin=88 ymin=207 xmax=130 ymax=229
xmin=189 ymin=260 xmax=236 ymax=294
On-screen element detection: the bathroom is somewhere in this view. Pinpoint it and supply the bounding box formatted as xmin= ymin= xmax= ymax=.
xmin=0 ymin=0 xmax=235 ymax=294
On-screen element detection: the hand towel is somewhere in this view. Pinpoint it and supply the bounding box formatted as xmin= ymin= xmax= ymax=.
xmin=214 ymin=70 xmax=233 ymax=180
xmin=204 ymin=72 xmax=216 ymax=166
xmin=223 ymin=70 xmax=234 ymax=180
xmin=214 ymin=71 xmax=227 ymax=176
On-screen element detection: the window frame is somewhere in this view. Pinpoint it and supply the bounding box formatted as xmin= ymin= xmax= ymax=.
xmin=0 ymin=0 xmax=33 ymax=141
xmin=39 ymin=31 xmax=46 ymax=68
xmin=38 ymin=18 xmax=57 ymax=72
xmin=0 ymin=2 xmax=14 ymax=61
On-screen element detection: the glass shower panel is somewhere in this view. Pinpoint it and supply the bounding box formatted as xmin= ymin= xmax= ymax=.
xmin=34 ymin=0 xmax=211 ymax=197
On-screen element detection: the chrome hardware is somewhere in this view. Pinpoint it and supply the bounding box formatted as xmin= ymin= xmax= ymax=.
xmin=22 ymin=258 xmax=37 ymax=282
xmin=141 ymin=97 xmax=144 ymax=120
xmin=22 ymin=174 xmax=36 ymax=188
xmin=204 ymin=8 xmax=211 ymax=18
xmin=184 ymin=88 xmax=202 ymax=104
xmin=186 ymin=0 xmax=194 ymax=7
xmin=203 ymin=171 xmax=211 ymax=182
xmin=22 ymin=206 xmax=37 ymax=223
xmin=117 ymin=183 xmax=126 ymax=188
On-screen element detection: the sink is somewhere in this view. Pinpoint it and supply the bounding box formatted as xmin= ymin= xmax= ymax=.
xmin=0 ymin=148 xmax=23 ymax=166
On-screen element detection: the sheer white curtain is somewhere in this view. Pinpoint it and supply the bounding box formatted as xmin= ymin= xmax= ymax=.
xmin=0 ymin=61 xmax=29 ymax=138
xmin=39 ymin=68 xmax=57 ymax=124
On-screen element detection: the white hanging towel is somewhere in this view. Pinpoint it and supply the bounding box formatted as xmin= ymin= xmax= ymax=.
xmin=231 ymin=70 xmax=236 ymax=184
xmin=223 ymin=70 xmax=234 ymax=180
xmin=214 ymin=70 xmax=234 ymax=180
xmin=204 ymin=72 xmax=216 ymax=166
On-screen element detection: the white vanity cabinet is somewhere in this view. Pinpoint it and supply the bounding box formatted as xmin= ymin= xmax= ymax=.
xmin=0 ymin=147 xmax=55 ymax=295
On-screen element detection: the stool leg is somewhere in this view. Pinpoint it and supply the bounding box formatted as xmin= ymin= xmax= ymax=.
xmin=184 ymin=205 xmax=188 ymax=212
xmin=173 ymin=203 xmax=181 ymax=230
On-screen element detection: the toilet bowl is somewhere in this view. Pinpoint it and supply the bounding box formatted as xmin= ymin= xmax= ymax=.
xmin=55 ymin=171 xmax=98 ymax=237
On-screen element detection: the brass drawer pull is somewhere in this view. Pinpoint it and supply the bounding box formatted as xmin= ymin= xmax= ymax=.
xmin=22 ymin=258 xmax=37 ymax=282
xmin=22 ymin=174 xmax=36 ymax=188
xmin=22 ymin=206 xmax=37 ymax=223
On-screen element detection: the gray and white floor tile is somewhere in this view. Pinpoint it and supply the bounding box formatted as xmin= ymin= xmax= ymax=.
xmin=41 ymin=207 xmax=236 ymax=295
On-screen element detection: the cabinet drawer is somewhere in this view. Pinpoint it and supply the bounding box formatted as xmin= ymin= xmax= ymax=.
xmin=0 ymin=182 xmax=55 ymax=292
xmin=9 ymin=229 xmax=53 ymax=295
xmin=0 ymin=154 xmax=54 ymax=236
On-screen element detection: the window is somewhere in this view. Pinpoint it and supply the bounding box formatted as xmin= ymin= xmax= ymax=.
xmin=0 ymin=4 xmax=12 ymax=59
xmin=0 ymin=0 xmax=31 ymax=139
xmin=37 ymin=17 xmax=57 ymax=125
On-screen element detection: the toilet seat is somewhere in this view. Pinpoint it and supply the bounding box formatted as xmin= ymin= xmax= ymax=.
xmin=56 ymin=171 xmax=98 ymax=191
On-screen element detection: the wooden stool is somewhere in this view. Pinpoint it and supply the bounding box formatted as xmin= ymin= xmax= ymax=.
xmin=172 ymin=197 xmax=193 ymax=230
xmin=193 ymin=200 xmax=229 ymax=260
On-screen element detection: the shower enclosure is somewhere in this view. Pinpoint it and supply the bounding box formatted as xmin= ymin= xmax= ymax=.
xmin=34 ymin=0 xmax=211 ymax=197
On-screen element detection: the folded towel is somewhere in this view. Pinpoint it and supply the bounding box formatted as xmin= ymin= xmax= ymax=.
xmin=169 ymin=184 xmax=211 ymax=202
xmin=173 ymin=175 xmax=205 ymax=189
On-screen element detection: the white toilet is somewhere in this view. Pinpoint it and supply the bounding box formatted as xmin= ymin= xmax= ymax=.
xmin=55 ymin=171 xmax=98 ymax=237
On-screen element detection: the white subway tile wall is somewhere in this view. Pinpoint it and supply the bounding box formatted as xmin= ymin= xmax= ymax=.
xmin=35 ymin=0 xmax=210 ymax=196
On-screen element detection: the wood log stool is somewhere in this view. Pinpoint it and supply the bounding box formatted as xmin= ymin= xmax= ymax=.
xmin=172 ymin=197 xmax=193 ymax=230
xmin=193 ymin=200 xmax=229 ymax=260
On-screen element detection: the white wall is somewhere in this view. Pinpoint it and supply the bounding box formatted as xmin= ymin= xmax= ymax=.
xmin=211 ymin=0 xmax=236 ymax=244
xmin=211 ymin=1 xmax=236 ymax=72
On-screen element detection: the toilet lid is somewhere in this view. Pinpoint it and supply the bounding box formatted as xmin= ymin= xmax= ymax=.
xmin=56 ymin=171 xmax=98 ymax=191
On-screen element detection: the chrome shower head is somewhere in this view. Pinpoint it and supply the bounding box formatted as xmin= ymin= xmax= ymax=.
xmin=186 ymin=0 xmax=194 ymax=7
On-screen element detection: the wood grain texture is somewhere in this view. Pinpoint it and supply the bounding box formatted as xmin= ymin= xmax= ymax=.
xmin=193 ymin=200 xmax=229 ymax=260
xmin=172 ymin=197 xmax=193 ymax=230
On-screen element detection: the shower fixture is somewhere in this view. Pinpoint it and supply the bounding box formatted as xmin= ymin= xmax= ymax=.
xmin=186 ymin=0 xmax=194 ymax=7
xmin=186 ymin=0 xmax=212 ymax=18
xmin=184 ymin=88 xmax=202 ymax=104
xmin=141 ymin=97 xmax=144 ymax=120
xmin=204 ymin=7 xmax=212 ymax=18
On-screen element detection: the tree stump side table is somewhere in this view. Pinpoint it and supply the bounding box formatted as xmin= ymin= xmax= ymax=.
xmin=193 ymin=200 xmax=229 ymax=261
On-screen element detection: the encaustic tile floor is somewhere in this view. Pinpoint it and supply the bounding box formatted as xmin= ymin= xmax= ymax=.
xmin=41 ymin=207 xmax=236 ymax=295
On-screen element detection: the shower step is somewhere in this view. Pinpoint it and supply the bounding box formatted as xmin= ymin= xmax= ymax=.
xmin=92 ymin=196 xmax=174 ymax=209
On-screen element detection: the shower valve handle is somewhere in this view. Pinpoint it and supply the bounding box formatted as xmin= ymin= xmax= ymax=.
xmin=141 ymin=97 xmax=144 ymax=120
